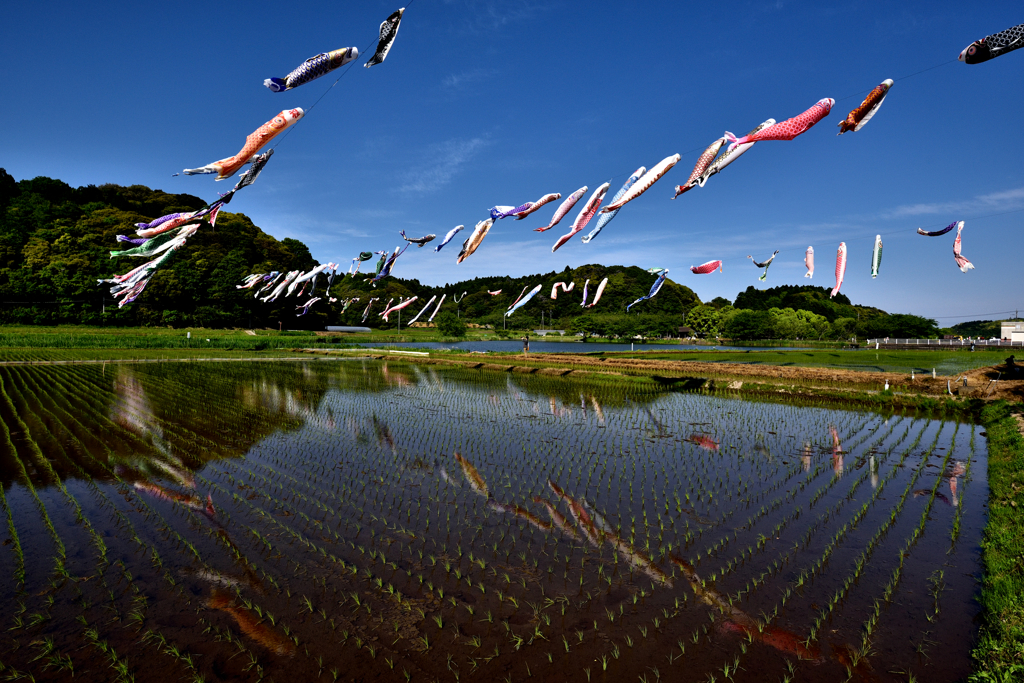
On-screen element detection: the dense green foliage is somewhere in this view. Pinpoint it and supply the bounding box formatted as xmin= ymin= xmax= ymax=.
xmin=686 ymin=285 xmax=940 ymax=341
xmin=0 ymin=172 xmax=949 ymax=339
xmin=434 ymin=310 xmax=466 ymax=338
xmin=0 ymin=169 xmax=315 ymax=327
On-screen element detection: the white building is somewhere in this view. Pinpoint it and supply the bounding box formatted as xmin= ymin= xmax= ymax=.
xmin=1000 ymin=321 xmax=1024 ymax=342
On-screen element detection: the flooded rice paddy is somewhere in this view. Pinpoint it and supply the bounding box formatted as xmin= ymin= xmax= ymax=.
xmin=0 ymin=361 xmax=984 ymax=682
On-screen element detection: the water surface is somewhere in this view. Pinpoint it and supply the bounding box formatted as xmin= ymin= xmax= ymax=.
xmin=0 ymin=361 xmax=984 ymax=682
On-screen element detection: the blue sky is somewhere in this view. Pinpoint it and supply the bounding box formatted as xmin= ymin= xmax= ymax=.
xmin=2 ymin=0 xmax=1021 ymax=323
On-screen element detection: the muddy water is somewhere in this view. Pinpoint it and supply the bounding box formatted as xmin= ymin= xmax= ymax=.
xmin=0 ymin=361 xmax=984 ymax=682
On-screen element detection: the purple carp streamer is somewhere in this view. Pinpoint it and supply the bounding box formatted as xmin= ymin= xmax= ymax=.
xmin=456 ymin=219 xmax=493 ymax=264
xmin=747 ymin=249 xmax=779 ymax=282
xmin=601 ymin=155 xmax=680 ymax=213
xmin=918 ymin=220 xmax=959 ymax=237
xmin=626 ymin=269 xmax=668 ymax=312
xmin=296 ymin=297 xmax=321 ymax=316
xmin=400 ymin=230 xmax=436 ymax=247
xmin=406 ymin=295 xmax=436 ymax=326
xmin=536 ymin=187 xmax=586 ymax=232
xmin=698 ymin=120 xmax=774 ymax=187
xmin=135 ymin=212 xmax=189 ymax=231
xmin=490 ymin=204 xmax=538 ymax=221
xmin=381 ymin=296 xmax=417 ymax=322
xmin=831 ymin=243 xmax=847 ymax=298
xmin=953 ymin=222 xmax=975 ymax=273
xmin=434 ymin=225 xmax=464 ymax=253
xmin=513 ymin=193 xmax=560 ymax=220
xmin=673 ymin=139 xmax=725 ymax=198
xmin=960 ymin=22 xmax=1024 ymax=64
xmin=579 ymin=279 xmax=590 ymax=307
xmin=582 ymin=168 xmax=644 ymax=244
xmin=116 ymin=236 xmax=148 ymax=246
xmin=550 ymin=282 xmax=575 ymax=299
xmin=428 ymin=294 xmax=447 ymax=322
xmin=804 ymin=246 xmax=814 ymax=279
xmin=265 ymin=47 xmax=359 ymax=92
xmin=365 ymin=9 xmax=404 ymax=68
xmin=586 ymin=278 xmax=609 ymax=308
xmin=551 ymin=183 xmax=609 ymax=252
xmin=505 ymin=284 xmax=542 ymax=317
xmin=837 ymin=80 xmax=892 ymax=134
xmin=870 ymin=235 xmax=883 ymax=278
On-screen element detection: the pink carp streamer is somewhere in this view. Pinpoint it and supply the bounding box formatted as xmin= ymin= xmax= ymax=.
xmin=487 ymin=290 xmax=502 ymax=296
xmin=513 ymin=193 xmax=560 ymax=220
xmin=600 ymin=154 xmax=681 ymax=213
xmin=724 ymin=98 xmax=834 ymax=152
xmin=673 ymin=138 xmax=725 ymax=198
xmin=381 ymin=296 xmax=418 ymax=322
xmin=690 ymin=260 xmax=723 ymax=274
xmin=585 ymin=278 xmax=609 ymax=308
xmin=551 ymin=183 xmax=609 ymax=252
xmin=183 ymin=108 xmax=303 ymax=180
xmin=550 ymin=282 xmax=575 ymax=299
xmin=953 ymin=222 xmax=975 ymax=273
xmin=536 ymin=187 xmax=586 ymax=232
xmin=804 ymin=246 xmax=814 ymax=278
xmin=831 ymin=242 xmax=847 ymax=298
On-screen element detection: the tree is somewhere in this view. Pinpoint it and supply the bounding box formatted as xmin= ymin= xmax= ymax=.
xmin=686 ymin=305 xmax=720 ymax=338
xmin=721 ymin=310 xmax=774 ymax=341
xmin=435 ymin=310 xmax=467 ymax=337
xmin=569 ymin=315 xmax=595 ymax=341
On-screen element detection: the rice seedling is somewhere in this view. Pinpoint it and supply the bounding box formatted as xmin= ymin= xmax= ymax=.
xmin=0 ymin=361 xmax=985 ymax=682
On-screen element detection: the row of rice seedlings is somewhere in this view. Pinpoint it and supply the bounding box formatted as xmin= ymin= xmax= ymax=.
xmin=628 ymin=417 xmax=937 ymax=682
xmin=849 ymin=424 xmax=961 ymax=673
xmin=700 ymin=415 xmax=911 ymax=591
xmin=801 ymin=421 xmax=950 ymax=643
xmin=948 ymin=423 xmax=976 ymax=550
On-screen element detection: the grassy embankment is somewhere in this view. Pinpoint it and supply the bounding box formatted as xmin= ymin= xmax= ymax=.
xmin=972 ymin=401 xmax=1024 ymax=681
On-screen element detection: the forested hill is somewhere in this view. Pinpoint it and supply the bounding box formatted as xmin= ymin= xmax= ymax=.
xmin=1 ymin=172 xmax=940 ymax=338
xmin=0 ymin=170 xmax=317 ymax=326
xmin=0 ymin=171 xmax=703 ymax=330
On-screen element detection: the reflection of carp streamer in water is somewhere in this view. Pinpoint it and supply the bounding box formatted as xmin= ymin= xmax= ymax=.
xmin=671 ymin=556 xmax=821 ymax=661
xmin=454 ymin=452 xmax=489 ymax=498
xmin=688 ymin=434 xmax=719 ymax=450
xmin=134 ymin=481 xmax=215 ymax=516
xmin=533 ymin=497 xmax=579 ymax=540
xmin=207 ymin=591 xmax=295 ymax=656
xmin=487 ymin=500 xmax=552 ymax=532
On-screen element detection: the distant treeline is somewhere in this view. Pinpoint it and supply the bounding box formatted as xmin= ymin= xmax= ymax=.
xmin=0 ymin=171 xmax=941 ymax=338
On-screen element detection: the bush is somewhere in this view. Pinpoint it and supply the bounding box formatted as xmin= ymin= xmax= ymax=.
xmin=435 ymin=310 xmax=467 ymax=337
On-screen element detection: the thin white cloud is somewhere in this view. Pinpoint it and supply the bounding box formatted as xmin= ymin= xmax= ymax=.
xmin=398 ymin=137 xmax=490 ymax=194
xmin=883 ymin=186 xmax=1024 ymax=218
xmin=441 ymin=0 xmax=551 ymax=33
xmin=442 ymin=68 xmax=495 ymax=89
